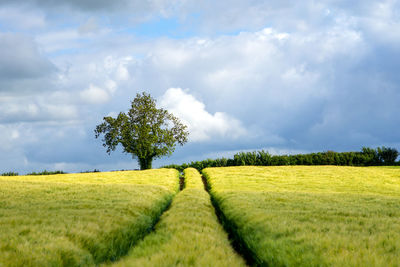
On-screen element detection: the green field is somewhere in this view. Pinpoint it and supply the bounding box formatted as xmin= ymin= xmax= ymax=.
xmin=0 ymin=169 xmax=179 ymax=266
xmin=109 ymin=168 xmax=245 ymax=266
xmin=1 ymin=166 xmax=400 ymax=266
xmin=203 ymin=166 xmax=400 ymax=266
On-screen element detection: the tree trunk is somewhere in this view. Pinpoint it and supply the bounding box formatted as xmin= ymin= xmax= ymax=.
xmin=138 ymin=157 xmax=153 ymax=170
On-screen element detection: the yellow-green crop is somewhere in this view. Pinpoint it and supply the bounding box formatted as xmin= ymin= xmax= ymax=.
xmin=0 ymin=169 xmax=179 ymax=266
xmin=109 ymin=168 xmax=246 ymax=267
xmin=203 ymin=166 xmax=400 ymax=267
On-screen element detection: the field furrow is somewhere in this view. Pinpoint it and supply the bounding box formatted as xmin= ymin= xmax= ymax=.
xmin=203 ymin=166 xmax=400 ymax=267
xmin=108 ymin=168 xmax=246 ymax=267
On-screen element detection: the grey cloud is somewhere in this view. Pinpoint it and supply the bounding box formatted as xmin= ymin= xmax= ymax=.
xmin=0 ymin=103 xmax=78 ymax=124
xmin=0 ymin=33 xmax=56 ymax=81
xmin=0 ymin=0 xmax=178 ymax=17
xmin=118 ymin=24 xmax=399 ymax=152
xmin=1 ymin=0 xmax=400 ymax=174
xmin=0 ymin=88 xmax=80 ymax=124
xmin=78 ymin=18 xmax=99 ymax=34
xmin=0 ymin=0 xmax=395 ymax=35
xmin=0 ymin=6 xmax=46 ymax=30
xmin=0 ymin=0 xmax=125 ymax=11
xmin=40 ymin=15 xmax=398 ymax=159
xmin=0 ymin=122 xmax=135 ymax=174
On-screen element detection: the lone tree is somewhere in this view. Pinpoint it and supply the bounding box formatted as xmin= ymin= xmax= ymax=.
xmin=95 ymin=92 xmax=189 ymax=170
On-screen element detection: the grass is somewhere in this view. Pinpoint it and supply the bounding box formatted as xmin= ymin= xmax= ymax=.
xmin=203 ymin=166 xmax=400 ymax=267
xmin=108 ymin=168 xmax=246 ymax=267
xmin=0 ymin=169 xmax=179 ymax=266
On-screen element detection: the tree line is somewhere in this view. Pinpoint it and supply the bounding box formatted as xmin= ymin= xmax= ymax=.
xmin=163 ymin=147 xmax=400 ymax=172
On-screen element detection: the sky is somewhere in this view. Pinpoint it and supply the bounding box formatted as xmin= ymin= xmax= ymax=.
xmin=0 ymin=0 xmax=399 ymax=173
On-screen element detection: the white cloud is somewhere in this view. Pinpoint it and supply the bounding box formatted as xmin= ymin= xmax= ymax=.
xmin=44 ymin=104 xmax=79 ymax=120
xmin=103 ymin=56 xmax=132 ymax=81
xmin=116 ymin=64 xmax=130 ymax=81
xmin=11 ymin=130 xmax=20 ymax=140
xmin=1 ymin=0 xmax=400 ymax=173
xmin=159 ymin=88 xmax=247 ymax=142
xmin=361 ymin=0 xmax=400 ymax=45
xmin=105 ymin=79 xmax=117 ymax=94
xmin=36 ymin=30 xmax=81 ymax=54
xmin=80 ymin=84 xmax=110 ymax=104
xmin=127 ymin=26 xmax=365 ymax=121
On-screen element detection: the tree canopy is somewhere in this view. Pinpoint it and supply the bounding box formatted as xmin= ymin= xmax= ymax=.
xmin=95 ymin=92 xmax=189 ymax=170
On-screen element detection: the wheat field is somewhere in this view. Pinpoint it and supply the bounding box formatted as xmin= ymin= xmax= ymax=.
xmin=109 ymin=168 xmax=246 ymax=267
xmin=0 ymin=169 xmax=179 ymax=266
xmin=203 ymin=166 xmax=400 ymax=266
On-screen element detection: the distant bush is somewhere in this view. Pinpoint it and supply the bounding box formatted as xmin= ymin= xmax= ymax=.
xmin=27 ymin=170 xmax=66 ymax=176
xmin=162 ymin=147 xmax=399 ymax=171
xmin=1 ymin=172 xmax=19 ymax=176
xmin=80 ymin=169 xmax=101 ymax=173
xmin=377 ymin=146 xmax=399 ymax=165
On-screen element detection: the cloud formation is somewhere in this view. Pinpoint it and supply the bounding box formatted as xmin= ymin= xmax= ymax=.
xmin=80 ymin=84 xmax=110 ymax=104
xmin=159 ymin=88 xmax=246 ymax=141
xmin=0 ymin=0 xmax=399 ymax=173
xmin=0 ymin=33 xmax=56 ymax=81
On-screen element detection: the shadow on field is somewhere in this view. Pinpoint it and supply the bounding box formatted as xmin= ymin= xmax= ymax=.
xmin=201 ymin=173 xmax=261 ymax=267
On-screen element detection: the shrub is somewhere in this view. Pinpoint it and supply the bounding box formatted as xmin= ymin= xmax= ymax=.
xmin=377 ymin=146 xmax=399 ymax=165
xmin=1 ymin=172 xmax=18 ymax=176
xmin=361 ymin=147 xmax=380 ymax=165
xmin=27 ymin=170 xmax=66 ymax=176
xmin=81 ymin=169 xmax=101 ymax=173
xmin=256 ymin=150 xmax=271 ymax=165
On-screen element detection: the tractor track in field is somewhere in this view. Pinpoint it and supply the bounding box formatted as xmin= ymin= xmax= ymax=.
xmin=179 ymin=172 xmax=185 ymax=191
xmin=105 ymin=179 xmax=182 ymax=265
xmin=201 ymin=173 xmax=258 ymax=267
xmin=105 ymin=169 xmax=248 ymax=266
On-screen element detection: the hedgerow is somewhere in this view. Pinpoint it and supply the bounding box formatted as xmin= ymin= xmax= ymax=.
xmin=163 ymin=146 xmax=399 ymax=171
xmin=1 ymin=172 xmax=18 ymax=176
xmin=27 ymin=170 xmax=67 ymax=175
